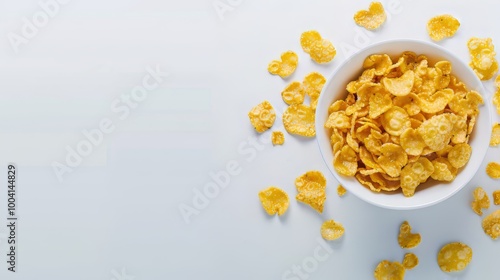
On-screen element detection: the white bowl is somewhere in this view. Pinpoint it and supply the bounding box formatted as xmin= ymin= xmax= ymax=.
xmin=315 ymin=39 xmax=492 ymax=210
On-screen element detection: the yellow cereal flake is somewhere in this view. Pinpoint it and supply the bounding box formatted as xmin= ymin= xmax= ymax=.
xmin=482 ymin=209 xmax=500 ymax=239
xmin=334 ymin=146 xmax=358 ymax=176
xmin=295 ymin=171 xmax=327 ymax=213
xmin=382 ymin=70 xmax=414 ymax=97
xmin=271 ymin=131 xmax=285 ymax=146
xmin=354 ymin=2 xmax=387 ymax=31
xmin=398 ymin=221 xmax=421 ymax=249
xmin=400 ymin=157 xmax=434 ymax=197
xmin=486 ymin=162 xmax=500 ymax=179
xmin=437 ymin=242 xmax=473 ymax=272
xmin=494 ymin=75 xmax=500 ymax=114
xmin=303 ymin=72 xmax=326 ymax=110
xmin=377 ymin=143 xmax=408 ymax=178
xmin=400 ymin=128 xmax=426 ymax=156
xmin=337 ymin=185 xmax=347 ymax=197
xmin=248 ymin=100 xmax=276 ymax=133
xmin=258 ymin=186 xmax=289 ymax=216
xmin=417 ymin=114 xmax=454 ymax=151
xmin=468 ymin=37 xmax=498 ymax=80
xmin=427 ymin=14 xmax=460 ymax=41
xmin=363 ymin=54 xmax=392 ymax=76
xmin=471 ymin=187 xmax=490 ymax=216
xmin=300 ymin=30 xmax=322 ymax=53
xmin=374 ymin=260 xmax=405 ymax=280
xmin=447 ymin=143 xmax=471 ymax=169
xmin=490 ymin=123 xmax=500 ymax=146
xmin=402 ymin=253 xmax=419 ymax=270
xmin=431 ymin=158 xmax=457 ymax=182
xmin=310 ymin=39 xmax=337 ymax=64
xmin=320 ymin=220 xmax=345 ymax=240
xmin=493 ymin=190 xmax=500 ymax=205
xmin=281 ymin=81 xmax=304 ymax=105
xmin=283 ymin=104 xmax=316 ymax=137
xmin=381 ymin=106 xmax=411 ymax=136
xmin=268 ymin=51 xmax=298 ymax=78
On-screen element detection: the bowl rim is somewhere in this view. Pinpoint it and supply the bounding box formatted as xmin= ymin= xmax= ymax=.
xmin=315 ymin=38 xmax=493 ymax=210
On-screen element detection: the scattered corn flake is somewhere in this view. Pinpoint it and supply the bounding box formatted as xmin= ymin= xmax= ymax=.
xmin=281 ymin=81 xmax=305 ymax=105
xmin=248 ymin=100 xmax=276 ymax=133
xmin=437 ymin=242 xmax=473 ymax=272
xmin=321 ymin=220 xmax=345 ymax=240
xmin=300 ymin=30 xmax=322 ymax=53
xmin=268 ymin=50 xmax=299 ymax=78
xmin=295 ymin=171 xmax=327 ymax=213
xmin=374 ymin=260 xmax=405 ymax=280
xmin=303 ymin=72 xmax=326 ymax=110
xmin=447 ymin=143 xmax=471 ymax=169
xmin=258 ymin=186 xmax=289 ymax=216
xmin=486 ymin=162 xmax=500 ymax=179
xmin=490 ymin=123 xmax=500 ymax=146
xmin=310 ymin=39 xmax=337 ymax=64
xmin=483 ymin=209 xmax=500 ymax=239
xmin=283 ymin=104 xmax=316 ymax=137
xmin=471 ymin=187 xmax=490 ymax=216
xmin=337 ymin=185 xmax=347 ymax=197
xmin=354 ymin=2 xmax=387 ymax=31
xmin=493 ymin=190 xmax=500 ymax=205
xmin=467 ymin=37 xmax=498 ymax=80
xmin=427 ymin=14 xmax=460 ymax=41
xmin=271 ymin=131 xmax=285 ymax=146
xmin=494 ymin=75 xmax=500 ymax=114
xmin=398 ymin=221 xmax=421 ymax=249
xmin=402 ymin=253 xmax=419 ymax=270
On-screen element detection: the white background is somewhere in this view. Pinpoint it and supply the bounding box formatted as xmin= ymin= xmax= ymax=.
xmin=0 ymin=0 xmax=499 ymax=279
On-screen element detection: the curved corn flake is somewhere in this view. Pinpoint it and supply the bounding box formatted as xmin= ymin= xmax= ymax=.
xmin=490 ymin=123 xmax=500 ymax=146
xmin=354 ymin=2 xmax=387 ymax=31
xmin=402 ymin=253 xmax=419 ymax=270
xmin=377 ymin=143 xmax=407 ymax=178
xmin=398 ymin=221 xmax=421 ymax=249
xmin=427 ymin=14 xmax=460 ymax=41
xmin=258 ymin=186 xmax=289 ymax=216
xmin=359 ymin=146 xmax=383 ymax=172
xmin=486 ymin=162 xmax=500 ymax=179
xmin=268 ymin=51 xmax=298 ymax=78
xmin=448 ymin=90 xmax=484 ymax=116
xmin=468 ymin=37 xmax=498 ymax=80
xmin=471 ymin=187 xmax=490 ymax=216
xmin=310 ymin=39 xmax=336 ymax=64
xmin=447 ymin=143 xmax=471 ymax=169
xmin=321 ymin=220 xmax=345 ymax=240
xmin=431 ymin=158 xmax=457 ymax=182
xmin=437 ymin=242 xmax=473 ymax=272
xmin=381 ymin=106 xmax=411 ymax=136
xmin=417 ymin=114 xmax=454 ymax=151
xmin=493 ymin=190 xmax=500 ymax=205
xmin=435 ymin=61 xmax=452 ymax=75
xmin=363 ymin=54 xmax=392 ymax=75
xmin=248 ymin=100 xmax=276 ymax=133
xmin=271 ymin=131 xmax=285 ymax=146
xmin=369 ymin=92 xmax=393 ymax=118
xmin=412 ymin=89 xmax=454 ymax=114
xmin=328 ymin=100 xmax=348 ymax=114
xmin=300 ymin=30 xmax=322 ymax=53
xmin=356 ymin=173 xmax=381 ymax=192
xmin=283 ymin=104 xmax=315 ymax=137
xmin=382 ymin=70 xmax=414 ymax=96
xmin=400 ymin=128 xmax=426 ymax=156
xmin=337 ymin=185 xmax=347 ymax=197
xmin=400 ymin=158 xmax=434 ymax=196
xmin=346 ymin=133 xmax=359 ymax=152
xmin=295 ymin=171 xmax=327 ymax=213
xmin=303 ymin=72 xmax=326 ymax=110
xmin=334 ymin=146 xmax=358 ymax=176
xmin=482 ymin=209 xmax=500 ymax=239
xmin=281 ymin=81 xmax=304 ymax=105
xmin=325 ymin=111 xmax=351 ymax=129
xmin=374 ymin=260 xmax=405 ymax=280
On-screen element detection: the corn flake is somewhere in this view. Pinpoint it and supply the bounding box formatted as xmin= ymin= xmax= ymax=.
xmin=382 ymin=70 xmax=414 ymax=96
xmin=431 ymin=158 xmax=457 ymax=182
xmin=281 ymin=81 xmax=304 ymax=105
xmin=417 ymin=114 xmax=454 ymax=151
xmin=400 ymin=157 xmax=434 ymax=196
xmin=493 ymin=190 xmax=500 ymax=205
xmin=303 ymin=72 xmax=326 ymax=110
xmin=486 ymin=162 xmax=500 ymax=179
xmin=398 ymin=221 xmax=421 ymax=249
xmin=337 ymin=185 xmax=347 ymax=197
xmin=468 ymin=37 xmax=498 ymax=80
xmin=471 ymin=187 xmax=490 ymax=216
xmin=300 ymin=30 xmax=322 ymax=53
xmin=482 ymin=209 xmax=500 ymax=239
xmin=400 ymin=128 xmax=426 ymax=156
xmin=374 ymin=260 xmax=405 ymax=280
xmin=248 ymin=100 xmax=276 ymax=133
xmin=272 ymin=131 xmax=285 ymax=146
xmin=321 ymin=220 xmax=345 ymax=240
xmin=334 ymin=146 xmax=358 ymax=176
xmin=295 ymin=171 xmax=327 ymax=213
xmin=310 ymin=39 xmax=337 ymax=64
xmin=490 ymin=123 xmax=500 ymax=146
xmin=377 ymin=143 xmax=408 ymax=178
xmin=283 ymin=104 xmax=316 ymax=137
xmin=363 ymin=54 xmax=392 ymax=76
xmin=268 ymin=51 xmax=298 ymax=78
xmin=258 ymin=186 xmax=289 ymax=216
xmin=427 ymin=15 xmax=460 ymax=41
xmin=354 ymin=2 xmax=387 ymax=31
xmin=437 ymin=242 xmax=473 ymax=272
xmin=402 ymin=253 xmax=419 ymax=270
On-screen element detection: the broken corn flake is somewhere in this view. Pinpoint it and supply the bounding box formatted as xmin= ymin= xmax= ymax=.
xmin=354 ymin=2 xmax=387 ymax=31
xmin=398 ymin=221 xmax=421 ymax=249
xmin=493 ymin=190 xmax=500 ymax=205
xmin=283 ymin=104 xmax=316 ymax=137
xmin=486 ymin=162 xmax=500 ymax=179
xmin=267 ymin=50 xmax=298 ymax=78
xmin=295 ymin=171 xmax=327 ymax=213
xmin=437 ymin=242 xmax=473 ymax=273
xmin=482 ymin=209 xmax=500 ymax=239
xmin=427 ymin=14 xmax=460 ymax=41
xmin=402 ymin=253 xmax=419 ymax=270
xmin=258 ymin=186 xmax=289 ymax=216
xmin=467 ymin=37 xmax=498 ymax=80
xmin=320 ymin=220 xmax=345 ymax=240
xmin=337 ymin=185 xmax=347 ymax=197
xmin=248 ymin=100 xmax=276 ymax=133
xmin=471 ymin=187 xmax=490 ymax=216
xmin=490 ymin=123 xmax=500 ymax=146
xmin=271 ymin=131 xmax=285 ymax=146
xmin=374 ymin=260 xmax=405 ymax=280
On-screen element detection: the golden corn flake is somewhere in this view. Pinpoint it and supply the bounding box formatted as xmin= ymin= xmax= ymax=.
xmin=490 ymin=123 xmax=500 ymax=146
xmin=402 ymin=253 xmax=419 ymax=270
xmin=377 ymin=143 xmax=408 ymax=178
xmin=381 ymin=106 xmax=411 ymax=136
xmin=400 ymin=128 xmax=426 ymax=156
xmin=468 ymin=37 xmax=498 ymax=80
xmin=401 ymin=158 xmax=434 ymax=197
xmin=303 ymin=72 xmax=326 ymax=110
xmin=334 ymin=146 xmax=358 ymax=176
xmin=363 ymin=54 xmax=392 ymax=76
xmin=482 ymin=209 xmax=500 ymax=239
xmin=413 ymin=89 xmax=454 ymax=114
xmin=431 ymin=158 xmax=457 ymax=182
xmin=337 ymin=185 xmax=347 ymax=197
xmin=471 ymin=187 xmax=490 ymax=216
xmin=320 ymin=220 xmax=345 ymax=240
xmin=310 ymin=39 xmax=337 ymax=64
xmin=283 ymin=104 xmax=316 ymax=137
xmin=295 ymin=171 xmax=327 ymax=213
xmin=487 ymin=162 xmax=500 ymax=179
xmin=300 ymin=30 xmax=322 ymax=53
xmin=354 ymin=2 xmax=387 ymax=31
xmin=248 ymin=100 xmax=276 ymax=133
xmin=437 ymin=242 xmax=473 ymax=272
xmin=493 ymin=190 xmax=500 ymax=205
xmin=268 ymin=50 xmax=298 ymax=78
xmin=427 ymin=15 xmax=460 ymax=41
xmin=417 ymin=114 xmax=454 ymax=151
xmin=494 ymin=75 xmax=500 ymax=114
xmin=447 ymin=143 xmax=471 ymax=169
xmin=258 ymin=186 xmax=289 ymax=216
xmin=398 ymin=221 xmax=421 ymax=249
xmin=382 ymin=70 xmax=414 ymax=97
xmin=271 ymin=131 xmax=285 ymax=146
xmin=368 ymin=92 xmax=392 ymax=118
xmin=374 ymin=260 xmax=405 ymax=280
xmin=281 ymin=81 xmax=304 ymax=105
